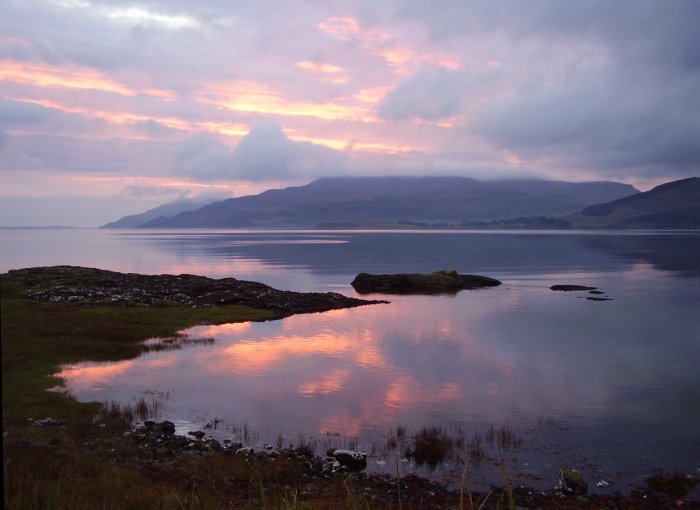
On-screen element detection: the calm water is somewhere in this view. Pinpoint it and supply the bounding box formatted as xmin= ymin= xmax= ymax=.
xmin=2 ymin=228 xmax=699 ymax=490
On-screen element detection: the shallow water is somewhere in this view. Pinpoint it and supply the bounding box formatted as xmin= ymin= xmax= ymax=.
xmin=2 ymin=228 xmax=699 ymax=490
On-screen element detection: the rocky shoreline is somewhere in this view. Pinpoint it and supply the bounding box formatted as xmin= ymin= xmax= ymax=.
xmin=6 ymin=265 xmax=387 ymax=316
xmin=19 ymin=416 xmax=698 ymax=509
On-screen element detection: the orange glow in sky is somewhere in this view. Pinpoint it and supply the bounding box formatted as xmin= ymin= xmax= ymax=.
xmin=0 ymin=59 xmax=174 ymax=99
xmin=197 ymin=80 xmax=376 ymax=122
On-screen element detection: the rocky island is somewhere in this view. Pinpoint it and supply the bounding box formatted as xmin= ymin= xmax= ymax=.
xmin=6 ymin=265 xmax=386 ymax=316
xmin=351 ymin=269 xmax=502 ymax=294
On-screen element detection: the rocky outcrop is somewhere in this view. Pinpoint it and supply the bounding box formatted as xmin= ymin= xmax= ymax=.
xmin=5 ymin=266 xmax=386 ymax=316
xmin=550 ymin=284 xmax=598 ymax=291
xmin=351 ymin=270 xmax=501 ymax=294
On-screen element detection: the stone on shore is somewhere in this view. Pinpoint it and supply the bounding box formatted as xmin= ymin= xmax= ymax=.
xmin=327 ymin=449 xmax=368 ymax=472
xmin=559 ymin=469 xmax=589 ymax=496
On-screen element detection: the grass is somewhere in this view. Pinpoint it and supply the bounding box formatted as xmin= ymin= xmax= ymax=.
xmin=484 ymin=425 xmax=522 ymax=451
xmin=1 ymin=276 xmax=274 ymax=423
xmin=408 ymin=426 xmax=454 ymax=469
xmin=646 ymin=470 xmax=699 ymax=498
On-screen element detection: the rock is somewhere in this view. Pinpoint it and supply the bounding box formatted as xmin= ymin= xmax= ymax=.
xmin=188 ymin=430 xmax=206 ymax=440
xmin=236 ymin=447 xmax=254 ymax=455
xmin=328 ymin=449 xmax=368 ymax=472
xmin=559 ymin=469 xmax=588 ymax=496
xmin=550 ymin=284 xmax=597 ymax=291
xmin=146 ymin=420 xmax=176 ymax=436
xmin=6 ymin=266 xmax=386 ymax=317
xmin=33 ymin=417 xmax=61 ymax=427
xmin=351 ymin=270 xmax=501 ymax=294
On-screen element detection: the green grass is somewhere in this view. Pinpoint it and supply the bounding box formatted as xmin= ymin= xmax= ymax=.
xmin=1 ymin=276 xmax=274 ymax=423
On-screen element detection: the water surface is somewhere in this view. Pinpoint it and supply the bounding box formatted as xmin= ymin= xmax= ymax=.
xmin=2 ymin=228 xmax=699 ymax=490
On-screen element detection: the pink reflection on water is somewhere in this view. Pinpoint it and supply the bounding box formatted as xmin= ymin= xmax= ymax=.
xmin=56 ymin=359 xmax=137 ymax=393
xmin=56 ymin=289 xmax=626 ymax=439
xmin=56 ymin=355 xmax=182 ymax=394
xmin=195 ymin=322 xmax=252 ymax=336
xmin=212 ymin=332 xmax=364 ymax=375
xmin=298 ymin=368 xmax=350 ymax=396
xmin=153 ymin=258 xmax=286 ymax=279
xmin=384 ymin=376 xmax=462 ymax=410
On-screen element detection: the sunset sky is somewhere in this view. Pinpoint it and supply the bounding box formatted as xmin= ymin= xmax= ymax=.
xmin=1 ymin=0 xmax=698 ymax=226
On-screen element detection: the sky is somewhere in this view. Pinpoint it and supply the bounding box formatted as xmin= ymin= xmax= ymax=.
xmin=1 ymin=0 xmax=699 ymax=226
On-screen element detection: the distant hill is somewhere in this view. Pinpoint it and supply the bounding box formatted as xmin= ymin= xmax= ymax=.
xmin=136 ymin=176 xmax=637 ymax=228
xmin=566 ymin=177 xmax=700 ymax=229
xmin=102 ymin=199 xmax=216 ymax=228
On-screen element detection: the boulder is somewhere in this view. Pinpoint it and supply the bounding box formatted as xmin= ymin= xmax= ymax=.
xmin=145 ymin=420 xmax=176 ymax=436
xmin=327 ymin=449 xmax=368 ymax=472
xmin=559 ymin=469 xmax=588 ymax=496
xmin=351 ymin=270 xmax=501 ymax=294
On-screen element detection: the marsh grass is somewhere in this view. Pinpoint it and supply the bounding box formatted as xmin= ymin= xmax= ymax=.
xmin=646 ymin=470 xmax=699 ymax=498
xmin=485 ymin=424 xmax=522 ymax=450
xmin=409 ymin=426 xmax=454 ymax=469
xmin=144 ymin=335 xmax=216 ymax=352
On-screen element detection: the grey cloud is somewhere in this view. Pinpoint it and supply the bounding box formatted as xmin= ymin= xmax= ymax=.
xmin=118 ymin=184 xmax=229 ymax=203
xmin=119 ymin=184 xmax=183 ymax=200
xmin=0 ymin=133 xmax=173 ymax=174
xmin=174 ymin=122 xmax=346 ymax=182
xmin=472 ymin=70 xmax=700 ymax=176
xmin=389 ymin=0 xmax=700 ymax=178
xmin=173 ymin=133 xmax=235 ymax=180
xmin=398 ymin=0 xmax=700 ymax=56
xmin=134 ymin=119 xmax=178 ymax=138
xmin=0 ymin=99 xmax=56 ymax=127
xmin=230 ymin=121 xmax=345 ymax=181
xmin=378 ymin=68 xmax=464 ymax=121
xmin=0 ymin=130 xmax=8 ymax=149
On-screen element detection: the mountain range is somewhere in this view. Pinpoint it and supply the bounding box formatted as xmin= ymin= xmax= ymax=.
xmin=102 ymin=176 xmax=699 ymax=229
xmin=110 ymin=176 xmax=637 ymax=229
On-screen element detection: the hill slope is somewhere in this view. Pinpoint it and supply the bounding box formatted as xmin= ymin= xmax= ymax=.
xmin=102 ymin=200 xmax=214 ymax=228
xmin=567 ymin=177 xmax=700 ymax=228
xmin=137 ymin=177 xmax=637 ymax=228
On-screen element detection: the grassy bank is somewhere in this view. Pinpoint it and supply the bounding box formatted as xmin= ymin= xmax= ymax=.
xmin=1 ymin=276 xmax=274 ymax=423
